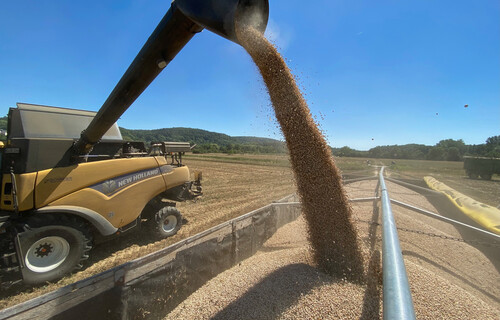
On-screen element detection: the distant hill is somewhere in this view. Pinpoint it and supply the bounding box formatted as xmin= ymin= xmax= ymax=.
xmin=120 ymin=127 xmax=499 ymax=159
xmin=1 ymin=115 xmax=498 ymax=158
xmin=120 ymin=127 xmax=233 ymax=145
xmin=120 ymin=127 xmax=287 ymax=154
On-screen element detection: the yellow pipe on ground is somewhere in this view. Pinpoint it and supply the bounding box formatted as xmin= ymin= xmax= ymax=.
xmin=424 ymin=176 xmax=500 ymax=235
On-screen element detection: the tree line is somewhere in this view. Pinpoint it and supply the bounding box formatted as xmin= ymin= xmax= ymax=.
xmin=119 ymin=127 xmax=287 ymax=154
xmin=331 ymin=136 xmax=500 ymax=161
xmin=0 ymin=116 xmax=497 ymax=160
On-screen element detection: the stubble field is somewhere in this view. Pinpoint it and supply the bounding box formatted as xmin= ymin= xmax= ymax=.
xmin=1 ymin=154 xmax=498 ymax=311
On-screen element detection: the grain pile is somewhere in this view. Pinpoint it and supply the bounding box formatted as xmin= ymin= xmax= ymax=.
xmin=165 ymin=217 xmax=372 ymax=320
xmin=236 ymin=27 xmax=364 ymax=281
xmin=165 ymin=180 xmax=500 ymax=319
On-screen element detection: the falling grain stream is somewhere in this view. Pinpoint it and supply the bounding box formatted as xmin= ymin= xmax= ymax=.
xmin=236 ymin=27 xmax=364 ymax=281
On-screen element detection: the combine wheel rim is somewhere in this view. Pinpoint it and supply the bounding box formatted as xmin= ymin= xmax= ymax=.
xmin=162 ymin=215 xmax=178 ymax=233
xmin=25 ymin=236 xmax=70 ymax=273
xmin=19 ymin=215 xmax=93 ymax=285
xmin=150 ymin=206 xmax=183 ymax=239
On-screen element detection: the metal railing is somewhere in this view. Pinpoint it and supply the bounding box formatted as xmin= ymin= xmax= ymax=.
xmin=345 ymin=167 xmax=499 ymax=319
xmin=379 ymin=167 xmax=416 ymax=320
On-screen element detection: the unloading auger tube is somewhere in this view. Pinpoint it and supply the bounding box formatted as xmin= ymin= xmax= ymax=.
xmin=73 ymin=0 xmax=269 ymax=155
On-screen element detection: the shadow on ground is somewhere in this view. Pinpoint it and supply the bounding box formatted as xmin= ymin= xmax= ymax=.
xmin=403 ymin=250 xmax=499 ymax=304
xmin=211 ymin=263 xmax=322 ymax=319
xmin=210 ymin=262 xmax=379 ymax=320
xmin=425 ymin=194 xmax=500 ymax=274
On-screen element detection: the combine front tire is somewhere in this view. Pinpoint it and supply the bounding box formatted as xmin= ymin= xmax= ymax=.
xmin=19 ymin=216 xmax=92 ymax=285
xmin=152 ymin=207 xmax=182 ymax=239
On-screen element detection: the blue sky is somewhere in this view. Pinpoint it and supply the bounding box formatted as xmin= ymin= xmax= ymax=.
xmin=0 ymin=1 xmax=498 ymax=150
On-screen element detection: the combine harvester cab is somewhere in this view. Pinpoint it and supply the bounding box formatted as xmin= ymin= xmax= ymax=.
xmin=0 ymin=103 xmax=201 ymax=286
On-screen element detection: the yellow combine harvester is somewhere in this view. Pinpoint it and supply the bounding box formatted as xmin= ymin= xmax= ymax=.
xmin=0 ymin=103 xmax=202 ymax=286
xmin=0 ymin=0 xmax=269 ymax=287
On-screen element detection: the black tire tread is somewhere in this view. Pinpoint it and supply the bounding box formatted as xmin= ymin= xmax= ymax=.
xmin=21 ymin=214 xmax=93 ymax=285
xmin=151 ymin=206 xmax=182 ymax=239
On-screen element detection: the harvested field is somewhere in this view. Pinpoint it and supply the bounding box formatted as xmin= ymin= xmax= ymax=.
xmin=165 ymin=179 xmax=500 ymax=319
xmin=378 ymin=158 xmax=500 ymax=207
xmin=0 ymin=158 xmax=296 ymax=309
xmin=1 ymin=156 xmax=498 ymax=315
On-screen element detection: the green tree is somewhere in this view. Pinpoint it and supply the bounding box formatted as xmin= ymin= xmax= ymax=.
xmin=446 ymin=147 xmax=461 ymax=161
xmin=485 ymin=135 xmax=500 ymax=157
xmin=427 ymin=147 xmax=445 ymax=160
xmin=336 ymin=146 xmax=356 ymax=157
xmin=436 ymin=139 xmax=467 ymax=155
xmin=0 ymin=116 xmax=7 ymax=131
xmin=0 ymin=116 xmax=8 ymax=141
xmin=486 ymin=135 xmax=500 ymax=146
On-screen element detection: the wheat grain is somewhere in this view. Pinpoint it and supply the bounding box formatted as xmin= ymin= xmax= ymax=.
xmin=236 ymin=27 xmax=364 ymax=281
